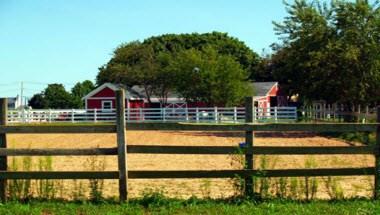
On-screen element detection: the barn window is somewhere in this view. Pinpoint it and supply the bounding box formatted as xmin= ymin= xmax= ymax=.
xmin=102 ymin=101 xmax=113 ymax=110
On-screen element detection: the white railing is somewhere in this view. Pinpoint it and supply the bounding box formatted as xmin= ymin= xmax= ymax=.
xmin=7 ymin=107 xmax=297 ymax=124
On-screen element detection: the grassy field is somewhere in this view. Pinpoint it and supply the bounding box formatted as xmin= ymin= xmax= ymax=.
xmin=0 ymin=198 xmax=379 ymax=215
xmin=6 ymin=131 xmax=375 ymax=200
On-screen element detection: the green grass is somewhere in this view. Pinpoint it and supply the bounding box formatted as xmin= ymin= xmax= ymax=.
xmin=0 ymin=197 xmax=379 ymax=215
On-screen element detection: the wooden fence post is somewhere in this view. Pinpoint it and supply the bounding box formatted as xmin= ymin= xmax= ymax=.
xmin=116 ymin=90 xmax=128 ymax=202
xmin=245 ymin=97 xmax=254 ymax=196
xmin=375 ymin=107 xmax=380 ymax=199
xmin=0 ymin=98 xmax=7 ymax=201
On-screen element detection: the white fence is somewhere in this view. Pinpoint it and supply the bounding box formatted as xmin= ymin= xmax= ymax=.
xmin=7 ymin=107 xmax=297 ymax=124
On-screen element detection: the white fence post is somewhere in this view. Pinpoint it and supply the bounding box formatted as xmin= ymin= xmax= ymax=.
xmin=127 ymin=108 xmax=130 ymax=122
xmin=196 ymin=107 xmax=199 ymax=123
xmin=274 ymin=107 xmax=278 ymax=122
xmin=163 ymin=108 xmax=166 ymax=122
xmin=48 ymin=109 xmax=52 ymax=123
xmin=71 ymin=109 xmax=75 ymax=123
xmin=27 ymin=109 xmax=30 ymax=123
xmin=185 ymin=107 xmax=189 ymax=121
xmin=94 ymin=108 xmax=97 ymax=123
xmin=22 ymin=109 xmax=25 ymax=123
xmin=234 ymin=107 xmax=237 ymax=123
xmin=214 ymin=107 xmax=218 ymax=123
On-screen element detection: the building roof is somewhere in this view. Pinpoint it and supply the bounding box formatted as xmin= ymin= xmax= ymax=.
xmin=83 ymin=82 xmax=279 ymax=102
xmin=251 ymin=82 xmax=278 ymax=97
xmin=82 ymin=83 xmax=144 ymax=100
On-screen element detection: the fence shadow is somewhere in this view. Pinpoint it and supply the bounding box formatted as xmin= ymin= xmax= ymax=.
xmin=166 ymin=131 xmax=321 ymax=138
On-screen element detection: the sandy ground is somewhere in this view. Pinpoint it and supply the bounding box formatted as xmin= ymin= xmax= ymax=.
xmin=7 ymin=131 xmax=374 ymax=199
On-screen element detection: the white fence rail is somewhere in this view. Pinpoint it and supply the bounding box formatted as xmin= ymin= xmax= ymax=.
xmin=7 ymin=107 xmax=297 ymax=124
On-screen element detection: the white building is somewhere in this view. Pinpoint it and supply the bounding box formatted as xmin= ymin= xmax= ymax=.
xmin=7 ymin=95 xmax=22 ymax=109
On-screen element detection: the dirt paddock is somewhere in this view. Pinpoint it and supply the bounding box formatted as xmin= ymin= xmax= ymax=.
xmin=7 ymin=131 xmax=375 ymax=199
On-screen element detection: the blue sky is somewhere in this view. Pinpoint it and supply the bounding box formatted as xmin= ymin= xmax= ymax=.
xmin=0 ymin=0 xmax=290 ymax=98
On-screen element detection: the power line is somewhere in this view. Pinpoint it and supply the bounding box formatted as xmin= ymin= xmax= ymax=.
xmin=0 ymin=82 xmax=19 ymax=86
xmin=23 ymin=81 xmax=77 ymax=86
xmin=0 ymin=89 xmax=19 ymax=93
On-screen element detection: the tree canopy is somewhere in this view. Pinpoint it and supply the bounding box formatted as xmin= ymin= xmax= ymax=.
xmin=268 ymin=0 xmax=380 ymax=105
xmin=71 ymin=80 xmax=96 ymax=108
xmin=28 ymin=81 xmax=95 ymax=109
xmin=97 ymin=32 xmax=258 ymax=106
xmin=168 ymin=47 xmax=252 ymax=106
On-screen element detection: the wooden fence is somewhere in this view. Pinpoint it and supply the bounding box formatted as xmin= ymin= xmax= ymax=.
xmin=0 ymin=91 xmax=380 ymax=201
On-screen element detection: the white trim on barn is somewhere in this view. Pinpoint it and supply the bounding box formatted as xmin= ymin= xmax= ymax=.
xmin=265 ymin=82 xmax=278 ymax=97
xmin=101 ymin=100 xmax=113 ymax=110
xmin=82 ymin=83 xmax=120 ymax=100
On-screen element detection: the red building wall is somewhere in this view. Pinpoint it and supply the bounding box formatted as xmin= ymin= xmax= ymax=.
xmin=86 ymin=86 xmax=146 ymax=109
xmin=86 ymin=99 xmax=145 ymax=109
xmin=93 ymin=87 xmax=116 ymax=97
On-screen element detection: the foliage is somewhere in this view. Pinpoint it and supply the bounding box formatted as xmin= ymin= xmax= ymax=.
xmin=28 ymin=84 xmax=73 ymax=109
xmin=28 ymin=93 xmax=45 ymax=109
xmin=143 ymin=32 xmax=260 ymax=78
xmin=43 ymin=84 xmax=74 ymax=109
xmin=71 ymin=80 xmax=96 ymax=108
xmin=268 ymin=0 xmax=380 ymax=105
xmin=322 ymin=131 xmax=375 ymax=146
xmin=29 ymin=81 xmax=95 ymax=109
xmin=7 ymin=156 xmax=33 ymax=201
xmin=98 ymin=42 xmax=158 ymax=103
xmin=324 ymin=176 xmax=344 ymax=200
xmin=2 ymin=198 xmax=380 ymax=215
xmin=97 ymin=32 xmax=258 ymax=106
xmin=168 ymin=47 xmax=252 ymax=106
xmin=86 ymin=155 xmax=106 ymax=202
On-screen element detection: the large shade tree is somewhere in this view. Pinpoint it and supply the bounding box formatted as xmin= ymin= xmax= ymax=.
xmin=97 ymin=32 xmax=259 ymax=106
xmin=29 ymin=84 xmax=73 ymax=109
xmin=269 ymin=0 xmax=380 ymax=105
xmin=29 ymin=81 xmax=95 ymax=109
xmin=71 ymin=80 xmax=96 ymax=108
xmin=168 ymin=47 xmax=253 ymax=106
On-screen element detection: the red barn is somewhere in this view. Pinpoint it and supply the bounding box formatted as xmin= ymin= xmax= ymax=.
xmin=252 ymin=82 xmax=287 ymax=109
xmin=82 ymin=83 xmax=145 ymax=110
xmin=83 ymin=82 xmax=287 ymax=110
xmin=83 ymin=83 xmax=186 ymax=109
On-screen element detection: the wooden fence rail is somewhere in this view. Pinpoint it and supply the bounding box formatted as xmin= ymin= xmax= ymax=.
xmin=0 ymin=92 xmax=380 ymax=201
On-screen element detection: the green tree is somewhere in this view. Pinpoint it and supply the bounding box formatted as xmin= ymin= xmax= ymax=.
xmin=97 ymin=42 xmax=157 ymax=103
xmin=71 ymin=80 xmax=95 ymax=108
xmin=169 ymin=47 xmax=252 ymax=106
xmin=97 ymin=32 xmax=259 ymax=105
xmin=143 ymin=32 xmax=260 ymax=78
xmin=152 ymin=52 xmax=177 ymax=105
xmin=28 ymin=93 xmax=46 ymax=109
xmin=270 ymin=0 xmax=380 ymax=105
xmin=43 ymin=84 xmax=74 ymax=109
xmin=29 ymin=84 xmax=75 ymax=109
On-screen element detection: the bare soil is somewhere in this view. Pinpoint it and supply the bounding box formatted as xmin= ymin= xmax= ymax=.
xmin=7 ymin=131 xmax=374 ymax=199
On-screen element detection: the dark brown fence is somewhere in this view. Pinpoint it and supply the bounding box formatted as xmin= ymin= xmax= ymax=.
xmin=0 ymin=91 xmax=380 ymax=201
